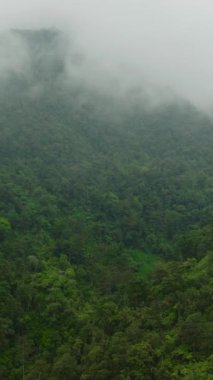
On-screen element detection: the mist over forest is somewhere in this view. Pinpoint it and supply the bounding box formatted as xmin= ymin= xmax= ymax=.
xmin=0 ymin=4 xmax=213 ymax=380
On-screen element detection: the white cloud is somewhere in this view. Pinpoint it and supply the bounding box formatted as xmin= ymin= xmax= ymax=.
xmin=0 ymin=0 xmax=213 ymax=110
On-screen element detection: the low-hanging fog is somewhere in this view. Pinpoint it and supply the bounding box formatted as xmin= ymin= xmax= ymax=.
xmin=1 ymin=0 xmax=213 ymax=113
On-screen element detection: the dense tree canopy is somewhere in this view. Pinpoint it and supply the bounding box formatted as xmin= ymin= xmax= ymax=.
xmin=0 ymin=29 xmax=212 ymax=379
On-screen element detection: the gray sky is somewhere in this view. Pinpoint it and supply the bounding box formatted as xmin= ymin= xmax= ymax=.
xmin=1 ymin=0 xmax=213 ymax=111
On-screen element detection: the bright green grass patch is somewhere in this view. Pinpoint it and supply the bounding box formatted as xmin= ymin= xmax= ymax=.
xmin=126 ymin=249 xmax=159 ymax=279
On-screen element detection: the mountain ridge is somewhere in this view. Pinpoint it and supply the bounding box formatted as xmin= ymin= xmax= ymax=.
xmin=0 ymin=29 xmax=212 ymax=379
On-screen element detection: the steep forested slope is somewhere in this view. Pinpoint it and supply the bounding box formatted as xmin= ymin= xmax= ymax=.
xmin=0 ymin=29 xmax=212 ymax=379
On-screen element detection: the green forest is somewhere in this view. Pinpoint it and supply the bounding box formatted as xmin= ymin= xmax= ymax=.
xmin=0 ymin=29 xmax=212 ymax=379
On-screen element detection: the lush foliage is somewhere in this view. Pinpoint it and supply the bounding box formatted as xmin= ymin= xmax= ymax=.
xmin=0 ymin=30 xmax=212 ymax=379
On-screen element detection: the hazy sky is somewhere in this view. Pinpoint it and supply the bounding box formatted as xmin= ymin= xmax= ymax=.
xmin=1 ymin=0 xmax=213 ymax=110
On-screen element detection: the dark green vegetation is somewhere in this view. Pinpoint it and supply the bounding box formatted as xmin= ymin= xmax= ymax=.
xmin=0 ymin=29 xmax=213 ymax=379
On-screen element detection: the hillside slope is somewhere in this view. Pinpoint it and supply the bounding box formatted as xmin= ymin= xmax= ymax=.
xmin=0 ymin=29 xmax=212 ymax=379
